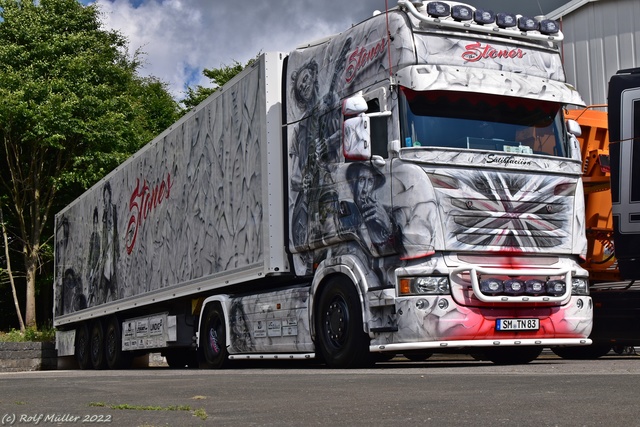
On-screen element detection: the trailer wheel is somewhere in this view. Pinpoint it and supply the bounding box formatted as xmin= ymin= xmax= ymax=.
xmin=199 ymin=304 xmax=230 ymax=369
xmin=75 ymin=323 xmax=91 ymax=370
xmin=105 ymin=316 xmax=131 ymax=369
xmin=315 ymin=277 xmax=371 ymax=368
xmin=484 ymin=346 xmax=543 ymax=365
xmin=90 ymin=320 xmax=107 ymax=370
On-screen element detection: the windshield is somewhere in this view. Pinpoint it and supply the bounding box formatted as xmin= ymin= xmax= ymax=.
xmin=400 ymin=88 xmax=568 ymax=158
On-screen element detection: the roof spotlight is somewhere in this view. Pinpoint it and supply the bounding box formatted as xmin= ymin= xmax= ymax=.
xmin=518 ymin=16 xmax=539 ymax=32
xmin=426 ymin=2 xmax=450 ymax=18
xmin=496 ymin=12 xmax=517 ymax=28
xmin=452 ymin=5 xmax=473 ymax=21
xmin=474 ymin=9 xmax=495 ymax=25
xmin=539 ymin=19 xmax=560 ymax=35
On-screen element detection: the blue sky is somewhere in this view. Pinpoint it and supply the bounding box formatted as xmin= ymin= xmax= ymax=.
xmin=79 ymin=0 xmax=570 ymax=100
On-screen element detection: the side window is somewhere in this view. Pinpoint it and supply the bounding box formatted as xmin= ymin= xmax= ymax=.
xmin=367 ymin=99 xmax=388 ymax=158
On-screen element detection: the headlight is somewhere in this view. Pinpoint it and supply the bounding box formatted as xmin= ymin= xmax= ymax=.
xmin=399 ymin=276 xmax=450 ymax=295
xmin=571 ymin=278 xmax=589 ymax=295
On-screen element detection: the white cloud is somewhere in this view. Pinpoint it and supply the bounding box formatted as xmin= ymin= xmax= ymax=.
xmin=90 ymin=0 xmax=385 ymax=99
xmin=87 ymin=0 xmax=569 ymax=100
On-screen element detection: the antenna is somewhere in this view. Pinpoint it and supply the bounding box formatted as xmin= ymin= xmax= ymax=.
xmin=536 ymin=0 xmax=544 ymax=15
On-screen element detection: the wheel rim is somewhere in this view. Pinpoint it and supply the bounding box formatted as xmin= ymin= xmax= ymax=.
xmin=208 ymin=327 xmax=221 ymax=356
xmin=324 ymin=295 xmax=350 ymax=348
xmin=206 ymin=315 xmax=223 ymax=358
xmin=106 ymin=328 xmax=116 ymax=360
xmin=91 ymin=334 xmax=100 ymax=360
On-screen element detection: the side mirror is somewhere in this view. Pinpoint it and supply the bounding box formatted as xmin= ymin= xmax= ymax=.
xmin=566 ymin=119 xmax=582 ymax=137
xmin=343 ymin=95 xmax=368 ymax=115
xmin=343 ymin=114 xmax=371 ymax=160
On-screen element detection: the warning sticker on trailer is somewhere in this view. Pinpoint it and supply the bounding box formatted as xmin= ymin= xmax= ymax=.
xmin=283 ymin=318 xmax=298 ymax=336
xmin=268 ymin=320 xmax=282 ymax=337
xmin=254 ymin=321 xmax=267 ymax=338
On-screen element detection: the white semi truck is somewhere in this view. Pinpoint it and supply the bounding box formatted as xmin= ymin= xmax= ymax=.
xmin=54 ymin=1 xmax=593 ymax=369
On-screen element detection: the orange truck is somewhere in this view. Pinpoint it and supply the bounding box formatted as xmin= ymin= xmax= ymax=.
xmin=561 ymin=68 xmax=640 ymax=359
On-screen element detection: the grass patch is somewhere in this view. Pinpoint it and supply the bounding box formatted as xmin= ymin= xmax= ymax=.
xmin=0 ymin=326 xmax=55 ymax=342
xmin=89 ymin=402 xmax=207 ymax=420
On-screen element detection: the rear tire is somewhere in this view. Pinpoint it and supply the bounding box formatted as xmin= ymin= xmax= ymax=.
xmin=90 ymin=320 xmax=106 ymax=370
xmin=75 ymin=323 xmax=91 ymax=370
xmin=105 ymin=316 xmax=132 ymax=369
xmin=199 ymin=304 xmax=230 ymax=369
xmin=315 ymin=277 xmax=371 ymax=368
xmin=485 ymin=346 xmax=542 ymax=365
xmin=551 ymin=344 xmax=611 ymax=360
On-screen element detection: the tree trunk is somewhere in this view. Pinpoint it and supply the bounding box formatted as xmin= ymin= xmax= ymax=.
xmin=24 ymin=247 xmax=39 ymax=328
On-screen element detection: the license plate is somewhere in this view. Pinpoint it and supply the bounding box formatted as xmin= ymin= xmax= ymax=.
xmin=496 ymin=318 xmax=540 ymax=331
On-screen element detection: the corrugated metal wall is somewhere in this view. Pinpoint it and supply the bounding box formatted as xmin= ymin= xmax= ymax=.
xmin=553 ymin=0 xmax=640 ymax=106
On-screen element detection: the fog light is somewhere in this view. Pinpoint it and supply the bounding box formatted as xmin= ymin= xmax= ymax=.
xmin=496 ymin=12 xmax=517 ymax=28
xmin=539 ymin=19 xmax=560 ymax=35
xmin=416 ymin=299 xmax=429 ymax=310
xmin=451 ymin=5 xmax=473 ymax=21
xmin=480 ymin=278 xmax=503 ymax=295
xmin=518 ymin=16 xmax=539 ymax=32
xmin=426 ymin=1 xmax=450 ymax=18
xmin=546 ymin=280 xmax=566 ymax=296
xmin=525 ymin=279 xmax=546 ymax=295
xmin=576 ymin=299 xmax=584 ymax=309
xmin=474 ymin=9 xmax=495 ymax=25
xmin=504 ymin=279 xmax=525 ymax=295
xmin=437 ymin=298 xmax=449 ymax=310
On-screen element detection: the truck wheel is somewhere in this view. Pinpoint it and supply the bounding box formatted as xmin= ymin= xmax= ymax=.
xmin=75 ymin=323 xmax=91 ymax=370
xmin=551 ymin=344 xmax=611 ymax=360
xmin=90 ymin=320 xmax=107 ymax=370
xmin=315 ymin=277 xmax=371 ymax=368
xmin=485 ymin=346 xmax=543 ymax=365
xmin=199 ymin=304 xmax=230 ymax=369
xmin=105 ymin=316 xmax=131 ymax=369
xmin=404 ymin=351 xmax=433 ymax=362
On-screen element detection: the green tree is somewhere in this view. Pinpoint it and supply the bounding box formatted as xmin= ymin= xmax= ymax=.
xmin=0 ymin=0 xmax=179 ymax=328
xmin=181 ymin=55 xmax=259 ymax=111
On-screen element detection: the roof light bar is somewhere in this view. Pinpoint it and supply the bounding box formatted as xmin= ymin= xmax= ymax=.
xmin=398 ymin=0 xmax=563 ymax=42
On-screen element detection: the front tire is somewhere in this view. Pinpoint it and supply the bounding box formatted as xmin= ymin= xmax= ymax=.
xmin=484 ymin=346 xmax=543 ymax=365
xmin=315 ymin=277 xmax=371 ymax=368
xmin=551 ymin=344 xmax=611 ymax=360
xmin=199 ymin=304 xmax=230 ymax=369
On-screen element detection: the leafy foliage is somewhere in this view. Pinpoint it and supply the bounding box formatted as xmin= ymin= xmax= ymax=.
xmin=181 ymin=55 xmax=259 ymax=111
xmin=0 ymin=0 xmax=179 ymax=328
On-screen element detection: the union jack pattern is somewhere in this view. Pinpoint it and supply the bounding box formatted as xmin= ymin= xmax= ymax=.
xmin=434 ymin=170 xmax=576 ymax=252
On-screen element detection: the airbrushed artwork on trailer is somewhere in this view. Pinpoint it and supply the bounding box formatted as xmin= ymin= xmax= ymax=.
xmin=54 ymin=65 xmax=266 ymax=317
xmin=286 ymin=11 xmax=587 ymax=277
